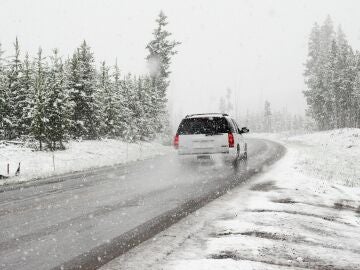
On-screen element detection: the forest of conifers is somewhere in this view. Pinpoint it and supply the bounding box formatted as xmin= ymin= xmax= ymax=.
xmin=0 ymin=12 xmax=179 ymax=150
xmin=304 ymin=16 xmax=360 ymax=130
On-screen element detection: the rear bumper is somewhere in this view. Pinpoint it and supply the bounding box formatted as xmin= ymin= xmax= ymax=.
xmin=178 ymin=146 xmax=234 ymax=155
xmin=177 ymin=148 xmax=237 ymax=162
xmin=178 ymin=150 xmax=229 ymax=155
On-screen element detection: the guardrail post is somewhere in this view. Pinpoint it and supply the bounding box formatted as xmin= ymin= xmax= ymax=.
xmin=139 ymin=141 xmax=142 ymax=159
xmin=15 ymin=162 xmax=20 ymax=176
xmin=52 ymin=152 xmax=56 ymax=171
xmin=126 ymin=141 xmax=129 ymax=163
xmin=7 ymin=163 xmax=9 ymax=175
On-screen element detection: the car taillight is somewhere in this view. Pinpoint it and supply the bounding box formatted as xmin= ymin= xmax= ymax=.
xmin=173 ymin=134 xmax=179 ymax=149
xmin=228 ymin=133 xmax=234 ymax=148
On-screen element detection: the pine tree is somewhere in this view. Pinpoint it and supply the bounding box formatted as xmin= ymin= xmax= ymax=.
xmin=112 ymin=61 xmax=129 ymax=137
xmin=132 ymin=76 xmax=146 ymax=141
xmin=146 ymin=11 xmax=180 ymax=135
xmin=304 ymin=22 xmax=322 ymax=129
xmin=19 ymin=52 xmax=34 ymax=136
xmin=304 ymin=16 xmax=360 ymax=130
xmin=334 ymin=27 xmax=352 ymax=127
xmin=97 ymin=61 xmax=118 ymax=137
xmin=45 ymin=49 xmax=72 ymax=150
xmin=353 ymin=52 xmax=360 ymax=127
xmin=30 ymin=48 xmax=47 ymax=150
xmin=6 ymin=37 xmax=23 ymax=138
xmin=142 ymin=75 xmax=157 ymax=139
xmin=304 ymin=17 xmax=336 ymax=130
xmin=145 ymin=73 xmax=163 ymax=138
xmin=319 ymin=16 xmax=335 ymax=130
xmin=0 ymin=43 xmax=8 ymax=139
xmin=121 ymin=73 xmax=137 ymax=142
xmin=68 ymin=41 xmax=100 ymax=139
xmin=134 ymin=75 xmax=159 ymax=141
xmin=328 ymin=39 xmax=339 ymax=128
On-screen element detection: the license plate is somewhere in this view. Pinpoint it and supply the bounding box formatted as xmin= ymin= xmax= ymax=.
xmin=193 ymin=140 xmax=213 ymax=148
xmin=195 ymin=143 xmax=212 ymax=148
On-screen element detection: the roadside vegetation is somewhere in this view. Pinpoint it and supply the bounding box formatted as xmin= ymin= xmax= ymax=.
xmin=304 ymin=16 xmax=360 ymax=130
xmin=0 ymin=11 xmax=179 ymax=150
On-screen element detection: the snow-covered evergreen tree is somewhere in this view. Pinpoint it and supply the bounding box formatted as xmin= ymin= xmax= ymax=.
xmin=6 ymin=38 xmax=23 ymax=138
xmin=68 ymin=41 xmax=100 ymax=139
xmin=121 ymin=73 xmax=137 ymax=142
xmin=18 ymin=52 xmax=34 ymax=136
xmin=0 ymin=43 xmax=8 ymax=139
xmin=353 ymin=53 xmax=360 ymax=128
xmin=30 ymin=48 xmax=47 ymax=150
xmin=318 ymin=16 xmax=334 ymax=129
xmin=142 ymin=75 xmax=158 ymax=139
xmin=304 ymin=16 xmax=360 ymax=130
xmin=146 ymin=11 xmax=180 ymax=135
xmin=304 ymin=22 xmax=321 ymax=128
xmin=132 ymin=76 xmax=146 ymax=141
xmin=112 ymin=61 xmax=129 ymax=137
xmin=45 ymin=49 xmax=72 ymax=150
xmin=97 ymin=61 xmax=118 ymax=137
xmin=334 ymin=27 xmax=354 ymax=128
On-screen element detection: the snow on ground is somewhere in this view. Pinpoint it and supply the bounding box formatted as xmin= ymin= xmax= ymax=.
xmin=0 ymin=139 xmax=172 ymax=186
xmin=251 ymin=128 xmax=360 ymax=187
xmin=288 ymin=128 xmax=360 ymax=187
xmin=102 ymin=129 xmax=360 ymax=270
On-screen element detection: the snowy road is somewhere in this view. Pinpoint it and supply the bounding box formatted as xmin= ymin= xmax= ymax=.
xmin=0 ymin=138 xmax=284 ymax=270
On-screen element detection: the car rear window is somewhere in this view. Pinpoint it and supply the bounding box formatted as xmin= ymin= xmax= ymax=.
xmin=177 ymin=117 xmax=231 ymax=135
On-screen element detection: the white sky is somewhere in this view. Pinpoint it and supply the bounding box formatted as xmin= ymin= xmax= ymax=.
xmin=1 ymin=0 xmax=360 ymax=123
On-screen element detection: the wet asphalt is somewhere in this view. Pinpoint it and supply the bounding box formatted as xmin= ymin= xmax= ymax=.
xmin=0 ymin=138 xmax=285 ymax=270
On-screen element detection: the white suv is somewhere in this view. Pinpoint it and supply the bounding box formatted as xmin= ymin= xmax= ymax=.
xmin=173 ymin=113 xmax=249 ymax=163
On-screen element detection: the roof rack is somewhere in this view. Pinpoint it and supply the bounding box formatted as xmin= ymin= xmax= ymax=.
xmin=185 ymin=113 xmax=229 ymax=118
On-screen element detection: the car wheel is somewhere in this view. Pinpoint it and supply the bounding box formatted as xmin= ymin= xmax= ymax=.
xmin=243 ymin=143 xmax=248 ymax=160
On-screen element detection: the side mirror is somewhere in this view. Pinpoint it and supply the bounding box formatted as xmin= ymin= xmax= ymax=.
xmin=240 ymin=127 xmax=249 ymax=134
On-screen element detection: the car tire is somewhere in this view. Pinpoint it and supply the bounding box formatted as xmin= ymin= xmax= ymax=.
xmin=243 ymin=143 xmax=248 ymax=160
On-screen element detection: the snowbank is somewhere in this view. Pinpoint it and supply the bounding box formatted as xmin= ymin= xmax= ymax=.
xmin=289 ymin=128 xmax=360 ymax=147
xmin=289 ymin=128 xmax=360 ymax=187
xmin=0 ymin=139 xmax=172 ymax=186
xmin=250 ymin=128 xmax=360 ymax=187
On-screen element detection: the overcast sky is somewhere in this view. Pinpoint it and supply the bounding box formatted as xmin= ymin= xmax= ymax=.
xmin=1 ymin=0 xmax=360 ymax=123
